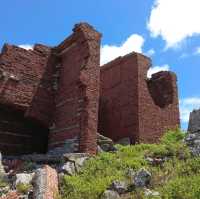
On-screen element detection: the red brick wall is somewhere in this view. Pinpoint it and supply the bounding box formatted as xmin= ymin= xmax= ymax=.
xmin=48 ymin=23 xmax=101 ymax=154
xmin=0 ymin=44 xmax=50 ymax=111
xmin=99 ymin=53 xmax=180 ymax=143
xmin=137 ymin=54 xmax=180 ymax=143
xmin=0 ymin=44 xmax=51 ymax=155
xmin=99 ymin=53 xmax=139 ymax=142
xmin=25 ymin=50 xmax=55 ymax=127
xmin=0 ymin=23 xmax=179 ymax=155
xmin=0 ymin=23 xmax=101 ymax=155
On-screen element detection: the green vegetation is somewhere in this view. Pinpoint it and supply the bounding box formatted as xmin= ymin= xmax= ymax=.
xmin=0 ymin=176 xmax=8 ymax=188
xmin=16 ymin=183 xmax=32 ymax=194
xmin=59 ymin=129 xmax=200 ymax=199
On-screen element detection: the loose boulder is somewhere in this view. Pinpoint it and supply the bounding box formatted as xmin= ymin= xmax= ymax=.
xmin=188 ymin=108 xmax=200 ymax=133
xmin=63 ymin=153 xmax=90 ymax=172
xmin=97 ymin=133 xmax=117 ymax=152
xmin=134 ymin=168 xmax=151 ymax=187
xmin=110 ymin=180 xmax=127 ymax=194
xmin=59 ymin=162 xmax=76 ymax=175
xmin=186 ymin=108 xmax=200 ymax=156
xmin=33 ymin=165 xmax=58 ymax=199
xmin=144 ymin=188 xmax=159 ymax=197
xmin=101 ymin=190 xmax=120 ymax=199
xmin=15 ymin=173 xmax=34 ymax=187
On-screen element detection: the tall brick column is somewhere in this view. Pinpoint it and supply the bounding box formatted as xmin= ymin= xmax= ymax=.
xmin=48 ymin=23 xmax=101 ymax=154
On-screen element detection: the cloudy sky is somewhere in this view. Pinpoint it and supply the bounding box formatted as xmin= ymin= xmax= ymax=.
xmin=0 ymin=0 xmax=199 ymax=129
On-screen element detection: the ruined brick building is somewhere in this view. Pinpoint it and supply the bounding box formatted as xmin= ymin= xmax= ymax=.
xmin=0 ymin=23 xmax=180 ymax=155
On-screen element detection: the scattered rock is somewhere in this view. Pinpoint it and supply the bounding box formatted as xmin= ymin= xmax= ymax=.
xmin=188 ymin=108 xmax=200 ymax=133
xmin=48 ymin=136 xmax=79 ymax=155
xmin=1 ymin=191 xmax=19 ymax=199
xmin=0 ymin=152 xmax=5 ymax=175
xmin=144 ymin=188 xmax=159 ymax=197
xmin=63 ymin=153 xmax=90 ymax=172
xmin=185 ymin=108 xmax=200 ymax=156
xmin=59 ymin=162 xmax=76 ymax=175
xmin=0 ymin=186 xmax=10 ymax=197
xmin=20 ymin=154 xmax=63 ymax=164
xmin=134 ymin=168 xmax=151 ymax=187
xmin=33 ymin=165 xmax=58 ymax=199
xmin=126 ymin=168 xmax=135 ymax=180
xmin=97 ymin=133 xmax=117 ymax=152
xmin=110 ymin=180 xmax=127 ymax=194
xmin=15 ymin=173 xmax=34 ymax=186
xmin=116 ymin=137 xmax=131 ymax=145
xmin=101 ymin=190 xmax=120 ymax=199
xmin=97 ymin=145 xmax=104 ymax=153
xmin=145 ymin=157 xmax=165 ymax=166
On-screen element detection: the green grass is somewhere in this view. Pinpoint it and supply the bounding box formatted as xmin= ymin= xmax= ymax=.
xmin=59 ymin=129 xmax=200 ymax=199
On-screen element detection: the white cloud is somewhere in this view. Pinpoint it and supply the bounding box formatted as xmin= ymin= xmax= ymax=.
xmin=147 ymin=64 xmax=170 ymax=78
xmin=195 ymin=47 xmax=200 ymax=55
xmin=179 ymin=53 xmax=189 ymax=59
xmin=18 ymin=44 xmax=33 ymax=50
xmin=146 ymin=49 xmax=155 ymax=57
xmin=180 ymin=97 xmax=200 ymax=123
xmin=147 ymin=0 xmax=200 ymax=48
xmin=101 ymin=34 xmax=144 ymax=65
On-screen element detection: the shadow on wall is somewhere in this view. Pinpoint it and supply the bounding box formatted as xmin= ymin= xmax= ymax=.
xmin=0 ymin=105 xmax=49 ymax=155
xmin=147 ymin=71 xmax=175 ymax=108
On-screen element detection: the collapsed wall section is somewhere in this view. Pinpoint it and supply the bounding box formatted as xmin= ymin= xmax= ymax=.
xmin=98 ymin=53 xmax=139 ymax=142
xmin=48 ymin=23 xmax=101 ymax=154
xmin=137 ymin=54 xmax=180 ymax=142
xmin=99 ymin=52 xmax=180 ymax=143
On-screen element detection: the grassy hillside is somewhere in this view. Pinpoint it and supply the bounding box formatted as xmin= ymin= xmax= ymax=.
xmin=59 ymin=129 xmax=200 ymax=199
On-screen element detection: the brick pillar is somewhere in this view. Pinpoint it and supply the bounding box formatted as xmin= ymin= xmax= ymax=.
xmin=48 ymin=23 xmax=101 ymax=154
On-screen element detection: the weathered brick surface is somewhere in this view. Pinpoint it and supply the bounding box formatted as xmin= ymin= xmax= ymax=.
xmin=99 ymin=53 xmax=180 ymax=143
xmin=98 ymin=54 xmax=139 ymax=142
xmin=0 ymin=45 xmax=51 ymax=154
xmin=48 ymin=23 xmax=101 ymax=154
xmin=0 ymin=44 xmax=50 ymax=111
xmin=0 ymin=22 xmax=179 ymax=155
xmin=0 ymin=23 xmax=101 ymax=155
xmin=137 ymin=54 xmax=180 ymax=142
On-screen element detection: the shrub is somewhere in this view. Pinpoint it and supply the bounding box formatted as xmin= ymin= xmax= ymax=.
xmin=60 ymin=152 xmax=124 ymax=199
xmin=59 ymin=129 xmax=194 ymax=199
xmin=160 ymin=128 xmax=185 ymax=145
xmin=16 ymin=183 xmax=32 ymax=194
xmin=159 ymin=175 xmax=200 ymax=199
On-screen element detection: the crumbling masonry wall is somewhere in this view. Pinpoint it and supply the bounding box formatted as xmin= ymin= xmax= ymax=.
xmin=0 ymin=22 xmax=180 ymax=155
xmin=48 ymin=23 xmax=101 ymax=154
xmin=0 ymin=23 xmax=101 ymax=155
xmin=0 ymin=44 xmax=51 ymax=154
xmin=99 ymin=53 xmax=180 ymax=143
xmin=137 ymin=54 xmax=180 ymax=142
xmin=98 ymin=54 xmax=139 ymax=142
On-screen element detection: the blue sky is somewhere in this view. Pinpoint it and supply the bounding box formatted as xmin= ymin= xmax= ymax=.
xmin=0 ymin=0 xmax=199 ymax=129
